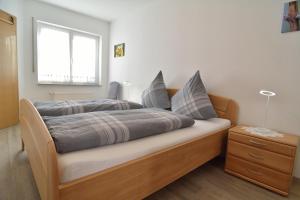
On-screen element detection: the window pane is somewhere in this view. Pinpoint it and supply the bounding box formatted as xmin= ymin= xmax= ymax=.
xmin=72 ymin=35 xmax=97 ymax=83
xmin=37 ymin=25 xmax=70 ymax=83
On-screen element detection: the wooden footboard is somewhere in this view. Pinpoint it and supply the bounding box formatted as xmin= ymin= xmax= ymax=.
xmin=20 ymin=90 xmax=238 ymax=200
xmin=20 ymin=99 xmax=59 ymax=200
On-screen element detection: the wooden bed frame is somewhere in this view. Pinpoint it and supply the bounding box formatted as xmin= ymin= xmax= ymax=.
xmin=19 ymin=89 xmax=238 ymax=200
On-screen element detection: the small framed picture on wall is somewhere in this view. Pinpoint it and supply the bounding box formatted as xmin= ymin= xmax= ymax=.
xmin=281 ymin=0 xmax=300 ymax=33
xmin=114 ymin=43 xmax=125 ymax=57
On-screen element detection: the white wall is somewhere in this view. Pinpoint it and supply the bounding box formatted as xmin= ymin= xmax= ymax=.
xmin=21 ymin=0 xmax=110 ymax=100
xmin=110 ymin=0 xmax=300 ymax=177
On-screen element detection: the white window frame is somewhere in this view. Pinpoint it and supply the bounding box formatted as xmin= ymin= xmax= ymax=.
xmin=33 ymin=18 xmax=102 ymax=86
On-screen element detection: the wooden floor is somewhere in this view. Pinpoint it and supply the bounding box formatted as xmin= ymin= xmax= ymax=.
xmin=1 ymin=126 xmax=299 ymax=200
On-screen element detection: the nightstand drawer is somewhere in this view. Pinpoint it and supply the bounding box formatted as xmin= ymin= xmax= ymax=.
xmin=226 ymin=155 xmax=291 ymax=193
xmin=229 ymin=131 xmax=296 ymax=157
xmin=228 ymin=140 xmax=293 ymax=174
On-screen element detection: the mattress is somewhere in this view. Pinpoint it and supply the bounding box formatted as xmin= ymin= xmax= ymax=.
xmin=58 ymin=118 xmax=231 ymax=183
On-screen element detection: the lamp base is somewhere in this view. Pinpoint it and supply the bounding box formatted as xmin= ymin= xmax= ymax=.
xmin=242 ymin=127 xmax=283 ymax=138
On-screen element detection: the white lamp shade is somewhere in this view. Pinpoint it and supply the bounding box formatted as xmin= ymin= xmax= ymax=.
xmin=259 ymin=90 xmax=276 ymax=97
xmin=123 ymin=81 xmax=132 ymax=86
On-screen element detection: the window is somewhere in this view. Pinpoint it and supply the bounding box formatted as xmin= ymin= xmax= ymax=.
xmin=35 ymin=20 xmax=101 ymax=85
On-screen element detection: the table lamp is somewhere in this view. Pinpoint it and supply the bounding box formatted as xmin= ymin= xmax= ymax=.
xmin=122 ymin=81 xmax=132 ymax=100
xmin=244 ymin=90 xmax=282 ymax=137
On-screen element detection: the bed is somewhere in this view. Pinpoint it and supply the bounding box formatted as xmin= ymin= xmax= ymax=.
xmin=19 ymin=89 xmax=238 ymax=200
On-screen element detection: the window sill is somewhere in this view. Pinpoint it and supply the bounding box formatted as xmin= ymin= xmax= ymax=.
xmin=38 ymin=82 xmax=102 ymax=87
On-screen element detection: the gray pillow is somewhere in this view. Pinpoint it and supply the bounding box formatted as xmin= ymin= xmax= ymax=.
xmin=171 ymin=71 xmax=217 ymax=120
xmin=107 ymin=81 xmax=121 ymax=99
xmin=142 ymin=71 xmax=171 ymax=109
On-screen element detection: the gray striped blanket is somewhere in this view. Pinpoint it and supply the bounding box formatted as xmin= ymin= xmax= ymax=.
xmin=34 ymin=99 xmax=143 ymax=116
xmin=43 ymin=108 xmax=195 ymax=153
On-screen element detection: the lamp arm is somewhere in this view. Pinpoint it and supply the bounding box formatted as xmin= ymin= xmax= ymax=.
xmin=263 ymin=96 xmax=270 ymax=128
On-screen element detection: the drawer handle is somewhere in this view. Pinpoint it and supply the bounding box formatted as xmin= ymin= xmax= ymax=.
xmin=248 ymin=153 xmax=264 ymax=160
xmin=249 ymin=140 xmax=266 ymax=147
xmin=247 ymin=169 xmax=263 ymax=177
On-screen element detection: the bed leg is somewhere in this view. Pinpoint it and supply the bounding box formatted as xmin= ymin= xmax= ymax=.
xmin=21 ymin=139 xmax=24 ymax=151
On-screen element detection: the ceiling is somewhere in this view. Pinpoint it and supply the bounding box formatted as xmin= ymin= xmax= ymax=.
xmin=36 ymin=0 xmax=154 ymax=21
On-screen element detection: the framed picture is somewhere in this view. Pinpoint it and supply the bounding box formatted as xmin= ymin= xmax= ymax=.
xmin=114 ymin=43 xmax=125 ymax=57
xmin=281 ymin=0 xmax=300 ymax=33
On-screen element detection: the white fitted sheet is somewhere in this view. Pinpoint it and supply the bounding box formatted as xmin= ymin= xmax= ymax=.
xmin=58 ymin=118 xmax=231 ymax=183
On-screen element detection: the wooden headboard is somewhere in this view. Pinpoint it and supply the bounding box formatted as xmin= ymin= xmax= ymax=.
xmin=167 ymin=89 xmax=238 ymax=126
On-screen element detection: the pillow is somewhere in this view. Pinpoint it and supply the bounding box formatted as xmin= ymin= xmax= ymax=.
xmin=171 ymin=71 xmax=217 ymax=120
xmin=142 ymin=71 xmax=171 ymax=109
xmin=107 ymin=81 xmax=121 ymax=99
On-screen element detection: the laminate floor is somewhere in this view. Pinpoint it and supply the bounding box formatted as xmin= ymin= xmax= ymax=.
xmin=0 ymin=125 xmax=299 ymax=200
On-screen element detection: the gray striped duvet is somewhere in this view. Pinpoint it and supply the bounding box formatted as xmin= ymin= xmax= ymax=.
xmin=34 ymin=99 xmax=143 ymax=116
xmin=43 ymin=108 xmax=195 ymax=153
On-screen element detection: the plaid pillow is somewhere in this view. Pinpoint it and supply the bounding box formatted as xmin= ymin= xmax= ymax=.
xmin=171 ymin=71 xmax=217 ymax=120
xmin=142 ymin=71 xmax=171 ymax=109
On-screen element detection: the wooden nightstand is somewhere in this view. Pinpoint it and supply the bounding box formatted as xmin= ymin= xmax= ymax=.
xmin=225 ymin=126 xmax=299 ymax=196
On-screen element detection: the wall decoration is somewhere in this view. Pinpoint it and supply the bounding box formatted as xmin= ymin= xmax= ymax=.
xmin=281 ymin=0 xmax=300 ymax=33
xmin=114 ymin=43 xmax=125 ymax=57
